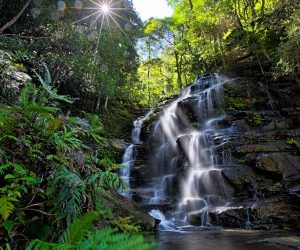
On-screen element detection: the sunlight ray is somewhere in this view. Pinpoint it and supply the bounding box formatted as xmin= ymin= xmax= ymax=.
xmin=75 ymin=10 xmax=102 ymax=24
xmin=108 ymin=12 xmax=130 ymax=40
xmin=105 ymin=13 xmax=113 ymax=39
xmin=87 ymin=0 xmax=102 ymax=7
xmin=110 ymin=10 xmax=132 ymax=24
xmin=94 ymin=13 xmax=106 ymax=60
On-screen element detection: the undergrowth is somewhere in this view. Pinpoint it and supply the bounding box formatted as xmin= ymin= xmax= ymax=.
xmin=0 ymin=65 xmax=153 ymax=249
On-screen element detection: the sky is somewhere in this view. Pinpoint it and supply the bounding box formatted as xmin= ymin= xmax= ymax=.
xmin=132 ymin=0 xmax=173 ymax=21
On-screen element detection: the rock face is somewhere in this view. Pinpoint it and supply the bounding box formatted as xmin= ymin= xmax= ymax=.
xmin=0 ymin=50 xmax=31 ymax=101
xmin=133 ymin=75 xmax=300 ymax=230
xmin=99 ymin=190 xmax=157 ymax=231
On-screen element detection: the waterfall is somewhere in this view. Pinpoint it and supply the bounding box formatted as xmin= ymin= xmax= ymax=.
xmin=144 ymin=73 xmax=235 ymax=230
xmin=119 ymin=109 xmax=153 ymax=198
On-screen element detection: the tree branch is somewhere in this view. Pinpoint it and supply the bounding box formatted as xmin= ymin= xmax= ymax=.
xmin=0 ymin=0 xmax=32 ymax=33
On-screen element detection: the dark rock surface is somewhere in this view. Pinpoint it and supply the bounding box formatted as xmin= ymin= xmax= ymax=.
xmin=98 ymin=190 xmax=156 ymax=231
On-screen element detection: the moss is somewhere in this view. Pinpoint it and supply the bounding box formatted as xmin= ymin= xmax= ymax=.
xmin=113 ymin=216 xmax=142 ymax=234
xmin=12 ymin=63 xmax=27 ymax=72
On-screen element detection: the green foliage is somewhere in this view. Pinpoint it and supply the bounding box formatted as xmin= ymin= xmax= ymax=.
xmin=0 ymin=75 xmax=131 ymax=248
xmin=0 ymin=0 xmax=143 ymax=106
xmin=0 ymin=162 xmax=41 ymax=221
xmin=12 ymin=63 xmax=27 ymax=72
xmin=249 ymin=112 xmax=262 ymax=126
xmin=226 ymin=97 xmax=247 ymax=111
xmin=277 ymin=9 xmax=300 ymax=85
xmin=27 ymin=212 xmax=154 ymax=250
xmin=34 ymin=64 xmax=73 ymax=104
xmin=99 ymin=158 xmax=122 ymax=171
xmin=113 ymin=216 xmax=142 ymax=234
xmin=137 ymin=0 xmax=298 ymax=104
xmin=286 ymin=137 xmax=298 ymax=146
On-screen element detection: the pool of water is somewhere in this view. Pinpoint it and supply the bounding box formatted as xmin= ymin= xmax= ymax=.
xmin=156 ymin=229 xmax=296 ymax=250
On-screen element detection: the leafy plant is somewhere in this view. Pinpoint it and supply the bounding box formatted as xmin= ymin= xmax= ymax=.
xmin=249 ymin=112 xmax=261 ymax=126
xmin=113 ymin=216 xmax=142 ymax=234
xmin=286 ymin=137 xmax=298 ymax=146
xmin=0 ymin=162 xmax=41 ymax=221
xmin=12 ymin=63 xmax=27 ymax=72
xmin=34 ymin=64 xmax=73 ymax=104
xmin=26 ymin=212 xmax=154 ymax=250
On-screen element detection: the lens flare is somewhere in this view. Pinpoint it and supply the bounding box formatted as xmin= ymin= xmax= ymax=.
xmin=74 ymin=0 xmax=134 ymax=62
xmin=101 ymin=4 xmax=110 ymax=13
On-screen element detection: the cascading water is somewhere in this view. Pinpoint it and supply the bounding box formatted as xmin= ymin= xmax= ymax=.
xmin=143 ymin=73 xmax=236 ymax=230
xmin=119 ymin=110 xmax=153 ymax=198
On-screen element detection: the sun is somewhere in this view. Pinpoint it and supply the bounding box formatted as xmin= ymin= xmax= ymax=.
xmin=101 ymin=4 xmax=110 ymax=13
xmin=74 ymin=0 xmax=133 ymax=61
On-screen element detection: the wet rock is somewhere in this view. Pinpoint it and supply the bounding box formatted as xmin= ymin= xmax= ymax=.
xmin=186 ymin=212 xmax=203 ymax=226
xmin=235 ymin=141 xmax=288 ymax=154
xmin=98 ymin=190 xmax=156 ymax=231
xmin=289 ymin=186 xmax=300 ymax=200
xmin=210 ymin=207 xmax=247 ymax=228
xmin=209 ymin=198 xmax=300 ymax=230
xmin=259 ymin=237 xmax=300 ymax=249
xmin=222 ymin=165 xmax=258 ymax=193
xmin=109 ymin=139 xmax=127 ymax=150
xmin=255 ymin=153 xmax=300 ymax=182
xmin=131 ymin=164 xmax=151 ymax=187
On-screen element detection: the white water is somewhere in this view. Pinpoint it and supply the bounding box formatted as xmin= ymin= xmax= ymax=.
xmin=119 ymin=109 xmax=153 ymax=198
xmin=144 ymin=74 xmax=236 ymax=231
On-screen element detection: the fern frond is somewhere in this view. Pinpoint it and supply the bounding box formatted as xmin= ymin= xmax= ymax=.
xmin=0 ymin=196 xmax=17 ymax=220
xmin=34 ymin=66 xmax=74 ymax=104
xmin=58 ymin=211 xmax=98 ymax=244
xmin=26 ymin=239 xmax=71 ymax=250
xmin=77 ymin=227 xmax=154 ymax=250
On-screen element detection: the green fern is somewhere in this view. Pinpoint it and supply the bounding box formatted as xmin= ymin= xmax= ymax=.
xmin=0 ymin=196 xmax=17 ymax=220
xmin=34 ymin=64 xmax=74 ymax=104
xmin=87 ymin=170 xmax=125 ymax=191
xmin=49 ymin=166 xmax=86 ymax=225
xmin=27 ymin=212 xmax=154 ymax=250
xmin=58 ymin=212 xmax=98 ymax=244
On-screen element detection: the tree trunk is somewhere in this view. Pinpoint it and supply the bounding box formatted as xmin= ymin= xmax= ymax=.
xmin=0 ymin=0 xmax=32 ymax=33
xmin=104 ymin=97 xmax=109 ymax=110
xmin=95 ymin=96 xmax=101 ymax=112
xmin=188 ymin=0 xmax=193 ymax=10
xmin=174 ymin=51 xmax=183 ymax=90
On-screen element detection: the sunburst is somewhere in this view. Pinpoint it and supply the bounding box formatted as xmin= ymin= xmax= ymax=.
xmin=73 ymin=0 xmax=133 ymax=61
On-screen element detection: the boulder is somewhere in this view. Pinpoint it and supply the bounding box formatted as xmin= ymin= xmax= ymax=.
xmin=255 ymin=153 xmax=300 ymax=182
xmin=98 ymin=190 xmax=156 ymax=231
xmin=210 ymin=199 xmax=300 ymax=230
xmin=222 ymin=165 xmax=258 ymax=193
xmin=109 ymin=139 xmax=127 ymax=150
xmin=0 ymin=50 xmax=31 ymax=101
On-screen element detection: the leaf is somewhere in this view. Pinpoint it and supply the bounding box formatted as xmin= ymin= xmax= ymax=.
xmin=0 ymin=135 xmax=19 ymax=142
xmin=20 ymin=177 xmax=41 ymax=184
xmin=5 ymin=243 xmax=12 ymax=250
xmin=0 ymin=197 xmax=17 ymax=220
xmin=4 ymin=174 xmax=16 ymax=180
xmin=2 ymin=220 xmax=14 ymax=235
xmin=58 ymin=211 xmax=98 ymax=244
xmin=33 ymin=66 xmax=74 ymax=104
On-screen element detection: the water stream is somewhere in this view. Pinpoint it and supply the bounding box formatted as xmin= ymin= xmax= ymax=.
xmin=143 ymin=73 xmax=235 ymax=230
xmin=119 ymin=109 xmax=153 ymax=198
